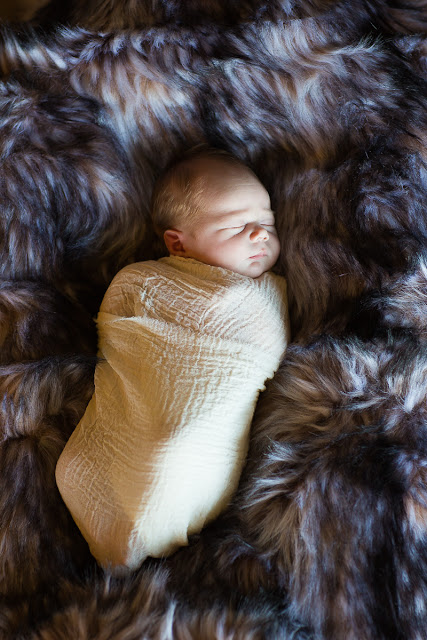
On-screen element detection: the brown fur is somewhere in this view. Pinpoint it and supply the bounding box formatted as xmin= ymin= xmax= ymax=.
xmin=375 ymin=253 xmax=427 ymax=337
xmin=0 ymin=281 xmax=96 ymax=362
xmin=241 ymin=334 xmax=427 ymax=639
xmin=0 ymin=1 xmax=426 ymax=638
xmin=0 ymin=357 xmax=96 ymax=600
xmin=0 ymin=75 xmax=145 ymax=293
xmin=30 ymin=567 xmax=309 ymax=640
xmin=33 ymin=0 xmax=427 ymax=35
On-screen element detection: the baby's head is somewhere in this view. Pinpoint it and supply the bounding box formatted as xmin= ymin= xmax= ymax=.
xmin=151 ymin=147 xmax=280 ymax=278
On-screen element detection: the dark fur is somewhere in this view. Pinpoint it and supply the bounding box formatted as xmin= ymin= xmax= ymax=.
xmin=0 ymin=356 xmax=96 ymax=601
xmin=0 ymin=1 xmax=426 ymax=638
xmin=33 ymin=0 xmax=427 ymax=35
xmin=28 ymin=566 xmax=312 ymax=640
xmin=0 ymin=74 xmax=145 ymax=296
xmin=374 ymin=253 xmax=427 ymax=337
xmin=0 ymin=280 xmax=96 ymax=362
xmin=240 ymin=333 xmax=427 ymax=639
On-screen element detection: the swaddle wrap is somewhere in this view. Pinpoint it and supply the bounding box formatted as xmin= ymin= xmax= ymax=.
xmin=56 ymin=257 xmax=289 ymax=569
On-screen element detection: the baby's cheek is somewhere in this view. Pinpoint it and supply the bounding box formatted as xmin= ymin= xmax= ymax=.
xmin=224 ymin=237 xmax=242 ymax=253
xmin=270 ymin=234 xmax=280 ymax=256
xmin=214 ymin=243 xmax=237 ymax=267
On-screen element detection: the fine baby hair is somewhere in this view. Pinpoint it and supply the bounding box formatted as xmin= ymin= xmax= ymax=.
xmin=150 ymin=145 xmax=249 ymax=237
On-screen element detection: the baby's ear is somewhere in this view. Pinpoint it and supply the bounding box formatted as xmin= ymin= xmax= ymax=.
xmin=164 ymin=229 xmax=186 ymax=256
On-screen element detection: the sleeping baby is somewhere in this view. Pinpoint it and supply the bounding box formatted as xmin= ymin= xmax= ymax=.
xmin=55 ymin=147 xmax=290 ymax=570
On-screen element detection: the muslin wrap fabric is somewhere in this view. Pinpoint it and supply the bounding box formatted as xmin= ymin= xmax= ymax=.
xmin=55 ymin=257 xmax=289 ymax=569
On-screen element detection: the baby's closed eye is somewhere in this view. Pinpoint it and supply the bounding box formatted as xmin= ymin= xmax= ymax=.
xmin=220 ymin=214 xmax=276 ymax=234
xmin=220 ymin=224 xmax=246 ymax=234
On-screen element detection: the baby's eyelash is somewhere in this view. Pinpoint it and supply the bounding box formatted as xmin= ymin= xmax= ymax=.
xmin=225 ymin=219 xmax=275 ymax=231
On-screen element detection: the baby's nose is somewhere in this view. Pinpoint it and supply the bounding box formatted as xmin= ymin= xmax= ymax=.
xmin=250 ymin=225 xmax=269 ymax=242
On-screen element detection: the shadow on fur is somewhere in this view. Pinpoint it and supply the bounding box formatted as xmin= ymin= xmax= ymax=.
xmin=0 ymin=280 xmax=96 ymax=362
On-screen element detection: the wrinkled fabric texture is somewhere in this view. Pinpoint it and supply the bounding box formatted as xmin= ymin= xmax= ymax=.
xmin=56 ymin=257 xmax=289 ymax=569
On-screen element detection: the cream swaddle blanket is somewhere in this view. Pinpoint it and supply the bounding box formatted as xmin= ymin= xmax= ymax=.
xmin=56 ymin=256 xmax=289 ymax=570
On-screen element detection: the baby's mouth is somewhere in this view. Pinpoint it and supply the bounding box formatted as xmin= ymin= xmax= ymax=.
xmin=249 ymin=251 xmax=267 ymax=259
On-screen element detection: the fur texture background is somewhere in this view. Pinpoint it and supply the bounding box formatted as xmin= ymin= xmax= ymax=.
xmin=0 ymin=1 xmax=426 ymax=638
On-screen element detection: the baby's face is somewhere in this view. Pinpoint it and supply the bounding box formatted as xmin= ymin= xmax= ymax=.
xmin=166 ymin=160 xmax=280 ymax=278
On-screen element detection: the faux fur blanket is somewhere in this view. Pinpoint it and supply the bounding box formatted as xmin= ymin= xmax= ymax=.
xmin=0 ymin=1 xmax=426 ymax=639
xmin=56 ymin=257 xmax=289 ymax=570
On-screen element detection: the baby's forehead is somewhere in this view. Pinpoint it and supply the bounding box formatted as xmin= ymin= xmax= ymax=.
xmin=189 ymin=157 xmax=261 ymax=193
xmin=169 ymin=154 xmax=270 ymax=223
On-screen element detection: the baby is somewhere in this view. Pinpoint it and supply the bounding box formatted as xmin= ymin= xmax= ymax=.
xmin=152 ymin=147 xmax=281 ymax=277
xmin=56 ymin=147 xmax=289 ymax=570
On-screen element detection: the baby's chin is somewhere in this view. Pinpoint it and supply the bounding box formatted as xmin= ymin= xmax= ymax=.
xmin=231 ymin=260 xmax=273 ymax=278
xmin=194 ymin=257 xmax=273 ymax=278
